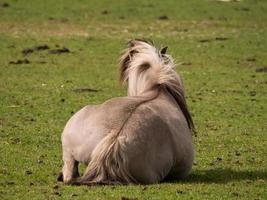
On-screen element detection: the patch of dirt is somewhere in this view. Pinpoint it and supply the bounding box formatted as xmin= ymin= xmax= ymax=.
xmin=249 ymin=91 xmax=256 ymax=96
xmin=144 ymin=3 xmax=154 ymax=8
xmin=22 ymin=48 xmax=34 ymax=55
xmin=1 ymin=3 xmax=9 ymax=8
xmin=215 ymin=37 xmax=228 ymax=41
xmin=121 ymin=197 xmax=138 ymax=200
xmin=22 ymin=45 xmax=50 ymax=56
xmin=60 ymin=18 xmax=69 ymax=23
xmin=25 ymin=170 xmax=32 ymax=175
xmin=246 ymin=58 xmax=256 ymax=62
xmin=6 ymin=181 xmax=15 ymax=185
xmin=256 ymin=67 xmax=267 ymax=73
xmin=9 ymin=59 xmax=30 ymax=65
xmin=36 ymin=61 xmax=47 ymax=64
xmin=199 ymin=37 xmax=229 ymax=43
xmin=35 ymin=44 xmax=50 ymax=51
xmin=49 ymin=47 xmax=70 ymax=54
xmin=101 ymin=10 xmax=109 ymax=15
xmin=53 ymin=185 xmax=59 ymax=190
xmin=158 ymin=15 xmax=169 ymax=20
xmin=235 ymin=7 xmax=250 ymax=12
xmin=199 ymin=39 xmax=212 ymax=43
xmin=48 ymin=17 xmax=69 ymax=23
xmin=73 ymin=88 xmax=99 ymax=93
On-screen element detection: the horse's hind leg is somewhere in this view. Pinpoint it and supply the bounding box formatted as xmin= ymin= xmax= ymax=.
xmin=61 ymin=152 xmax=79 ymax=184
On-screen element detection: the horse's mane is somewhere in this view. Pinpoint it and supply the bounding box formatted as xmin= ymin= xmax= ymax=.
xmin=119 ymin=39 xmax=195 ymax=132
xmin=164 ymin=81 xmax=195 ymax=132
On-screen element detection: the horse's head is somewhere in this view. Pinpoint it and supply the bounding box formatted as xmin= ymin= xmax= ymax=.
xmin=118 ymin=39 xmax=194 ymax=132
xmin=119 ymin=39 xmax=152 ymax=83
xmin=119 ymin=39 xmax=175 ymax=95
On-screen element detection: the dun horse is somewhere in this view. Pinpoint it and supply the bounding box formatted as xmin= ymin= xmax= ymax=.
xmin=59 ymin=39 xmax=194 ymax=185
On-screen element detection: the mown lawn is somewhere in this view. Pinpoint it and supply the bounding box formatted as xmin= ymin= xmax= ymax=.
xmin=0 ymin=0 xmax=266 ymax=199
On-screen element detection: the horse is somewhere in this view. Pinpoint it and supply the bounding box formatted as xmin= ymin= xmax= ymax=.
xmin=58 ymin=39 xmax=194 ymax=185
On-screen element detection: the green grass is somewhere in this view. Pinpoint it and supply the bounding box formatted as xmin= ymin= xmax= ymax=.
xmin=0 ymin=0 xmax=266 ymax=199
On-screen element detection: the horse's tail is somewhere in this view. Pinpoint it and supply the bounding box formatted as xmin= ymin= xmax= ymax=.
xmin=71 ymin=130 xmax=136 ymax=185
xmin=71 ymin=90 xmax=159 ymax=186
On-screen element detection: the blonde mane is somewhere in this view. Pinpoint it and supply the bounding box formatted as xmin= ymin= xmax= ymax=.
xmin=119 ymin=39 xmax=194 ymax=131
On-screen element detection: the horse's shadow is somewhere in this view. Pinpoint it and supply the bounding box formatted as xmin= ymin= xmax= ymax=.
xmin=173 ymin=168 xmax=267 ymax=184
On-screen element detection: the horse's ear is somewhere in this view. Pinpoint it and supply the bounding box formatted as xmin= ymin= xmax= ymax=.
xmin=160 ymin=46 xmax=168 ymax=55
xmin=119 ymin=42 xmax=140 ymax=84
xmin=118 ymin=50 xmax=130 ymax=84
xmin=128 ymin=40 xmax=135 ymax=47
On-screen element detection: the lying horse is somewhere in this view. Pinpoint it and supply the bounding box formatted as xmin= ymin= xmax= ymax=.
xmin=59 ymin=39 xmax=194 ymax=185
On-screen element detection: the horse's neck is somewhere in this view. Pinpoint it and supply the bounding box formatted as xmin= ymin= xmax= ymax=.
xmin=127 ymin=69 xmax=158 ymax=96
xmin=128 ymin=87 xmax=162 ymax=101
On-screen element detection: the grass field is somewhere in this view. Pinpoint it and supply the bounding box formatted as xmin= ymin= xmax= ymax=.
xmin=0 ymin=0 xmax=266 ymax=199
